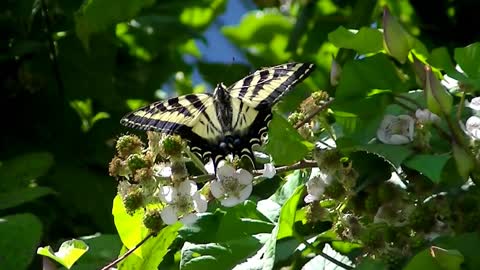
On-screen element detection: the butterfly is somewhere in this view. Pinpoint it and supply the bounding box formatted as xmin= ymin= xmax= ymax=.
xmin=121 ymin=62 xmax=315 ymax=168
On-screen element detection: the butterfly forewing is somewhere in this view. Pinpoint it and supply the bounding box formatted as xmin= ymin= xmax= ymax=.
xmin=120 ymin=93 xmax=213 ymax=134
xmin=228 ymin=63 xmax=316 ymax=110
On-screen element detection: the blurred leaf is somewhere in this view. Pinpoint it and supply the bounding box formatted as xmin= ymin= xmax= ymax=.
xmin=356 ymin=143 xmax=414 ymax=167
xmin=331 ymin=241 xmax=362 ymax=254
xmin=37 ymin=239 xmax=89 ymax=269
xmin=222 ymin=10 xmax=293 ymax=64
xmin=118 ymin=223 xmax=182 ymax=269
xmin=355 ymin=258 xmax=387 ymax=270
xmin=180 ymin=0 xmax=226 ymax=30
xmin=180 ymin=234 xmax=267 ymax=270
xmin=0 ymin=186 xmax=54 ymax=210
xmin=430 ymin=246 xmax=464 ymax=270
xmin=0 ymin=152 xmax=54 ymax=191
xmin=112 ymin=195 xmax=148 ymax=257
xmin=179 ymin=39 xmax=201 ymax=58
xmin=454 ymin=42 xmax=480 ymax=79
xmin=404 ymin=154 xmax=451 ymax=183
xmin=276 ymin=185 xmax=305 ymax=239
xmin=434 ymin=232 xmax=480 ymax=270
xmin=266 ymin=112 xmax=312 ymax=165
xmin=74 ymin=0 xmax=155 ymax=48
xmin=0 ymin=213 xmax=42 ymax=270
xmin=328 ymin=26 xmax=384 ymax=55
xmin=70 ymin=99 xmax=110 ymax=132
xmin=197 ymin=62 xmax=251 ymax=87
xmin=404 ymin=248 xmax=443 ymax=270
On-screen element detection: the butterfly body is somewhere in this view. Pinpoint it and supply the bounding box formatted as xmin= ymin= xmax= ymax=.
xmin=121 ymin=63 xmax=315 ymax=167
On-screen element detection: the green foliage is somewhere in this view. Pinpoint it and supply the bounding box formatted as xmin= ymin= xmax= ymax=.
xmin=4 ymin=0 xmax=480 ymax=269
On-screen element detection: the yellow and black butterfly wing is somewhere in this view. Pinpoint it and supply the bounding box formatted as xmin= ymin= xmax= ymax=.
xmin=228 ymin=62 xmax=316 ymax=110
xmin=120 ymin=93 xmax=214 ymax=134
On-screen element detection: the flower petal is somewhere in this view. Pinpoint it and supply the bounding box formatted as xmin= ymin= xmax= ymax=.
xmin=160 ymin=205 xmax=178 ymax=225
xmin=210 ymin=180 xmax=225 ymax=199
xmin=467 ymin=97 xmax=480 ymax=111
xmin=192 ymin=192 xmax=208 ymax=213
xmin=181 ymin=213 xmax=199 ymax=225
xmin=178 ymin=180 xmax=197 ymax=196
xmin=466 ymin=116 xmax=480 ymax=140
xmin=238 ymin=183 xmax=253 ymax=202
xmin=216 ymin=161 xmax=235 ymax=180
xmin=220 ymin=197 xmax=242 ymax=207
xmin=236 ymin=169 xmax=253 ymax=185
xmin=159 ymin=186 xmax=176 ymax=203
xmin=204 ymin=159 xmax=215 ymax=175
xmin=262 ymin=163 xmax=276 ymax=179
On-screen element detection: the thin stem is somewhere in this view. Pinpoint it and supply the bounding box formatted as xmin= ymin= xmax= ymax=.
xmin=294 ymin=232 xmax=354 ymax=270
xmin=40 ymin=0 xmax=65 ymax=100
xmin=101 ymin=233 xmax=155 ymax=270
xmin=457 ymin=90 xmax=466 ymax=121
xmin=294 ymin=99 xmax=334 ymax=129
xmin=393 ymin=99 xmax=416 ymax=113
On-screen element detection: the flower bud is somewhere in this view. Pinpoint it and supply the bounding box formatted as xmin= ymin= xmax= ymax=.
xmin=383 ymin=7 xmax=414 ymax=63
xmin=143 ymin=209 xmax=164 ymax=233
xmin=127 ymin=153 xmax=149 ymax=171
xmin=122 ymin=186 xmax=144 ymax=215
xmin=109 ymin=156 xmax=131 ymax=178
xmin=116 ymin=135 xmax=143 ymax=158
xmin=452 ymin=142 xmax=474 ymax=180
xmin=330 ymin=59 xmax=342 ymax=86
xmin=425 ymin=66 xmax=453 ymax=115
xmin=161 ymin=135 xmax=185 ymax=157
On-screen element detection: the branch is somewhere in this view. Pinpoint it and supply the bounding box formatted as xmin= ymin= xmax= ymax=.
xmin=101 ymin=233 xmax=155 ymax=270
xmin=294 ymin=99 xmax=334 ymax=129
xmin=189 ymin=160 xmax=318 ymax=182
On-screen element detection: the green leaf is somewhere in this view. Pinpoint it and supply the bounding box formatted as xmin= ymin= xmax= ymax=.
xmin=0 ymin=213 xmax=42 ymax=270
xmin=0 ymin=186 xmax=54 ymax=210
xmin=355 ymin=258 xmax=387 ymax=270
xmin=74 ymin=0 xmax=155 ymax=48
xmin=118 ymin=223 xmax=182 ymax=269
xmin=336 ymin=54 xmax=408 ymax=100
xmin=112 ymin=195 xmax=148 ymax=256
xmin=266 ymin=112 xmax=312 ymax=165
xmin=454 ymin=42 xmax=480 ymax=79
xmin=216 ymin=201 xmax=274 ymax=242
xmin=356 ymin=143 xmax=414 ymax=167
xmin=262 ymin=225 xmax=279 ymax=270
xmin=404 ymin=248 xmax=443 ymax=270
xmin=404 ymin=154 xmax=451 ymax=183
xmin=179 ymin=212 xmax=225 ymax=243
xmin=180 ymin=235 xmax=267 ymax=270
xmin=276 ymin=185 xmax=305 ymax=239
xmin=76 ymin=234 xmax=122 ymax=267
xmin=328 ymin=26 xmax=384 ymax=55
xmin=430 ymin=246 xmax=464 ymax=270
xmin=434 ymin=232 xmax=480 ymax=270
xmin=37 ymin=239 xmax=89 ymax=269
xmin=301 ymin=244 xmax=352 ymax=270
xmin=0 ymin=152 xmax=54 ymax=191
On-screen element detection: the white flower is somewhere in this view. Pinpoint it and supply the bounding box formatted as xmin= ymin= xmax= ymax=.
xmin=305 ymin=168 xmax=332 ymax=203
xmin=441 ymin=65 xmax=464 ymax=91
xmin=210 ymin=161 xmax=253 ymax=207
xmin=466 ymin=97 xmax=480 ymax=111
xmin=262 ymin=163 xmax=276 ymax=179
xmin=159 ymin=180 xmax=207 ymax=225
xmin=377 ymin=115 xmax=415 ymax=145
xmin=153 ymin=163 xmax=172 ymax=178
xmin=415 ymin=109 xmax=440 ymax=124
xmin=465 ymin=116 xmax=480 ymax=140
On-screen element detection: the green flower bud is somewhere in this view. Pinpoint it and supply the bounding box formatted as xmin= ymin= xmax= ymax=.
xmin=161 ymin=135 xmax=185 ymax=157
xmin=121 ymin=186 xmax=144 ymax=215
xmin=143 ymin=209 xmax=164 ymax=232
xmin=424 ymin=66 xmax=453 ymax=115
xmin=323 ymin=179 xmax=345 ymax=199
xmin=452 ymin=142 xmax=475 ymax=181
xmin=127 ymin=153 xmax=149 ymax=171
xmin=383 ymin=7 xmax=415 ymax=63
xmin=288 ymin=112 xmax=305 ymax=125
xmin=116 ymin=135 xmax=143 ymax=158
xmin=313 ymin=148 xmax=342 ymax=174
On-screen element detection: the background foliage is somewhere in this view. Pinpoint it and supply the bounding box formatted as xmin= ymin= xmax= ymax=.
xmin=2 ymin=0 xmax=480 ymax=269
